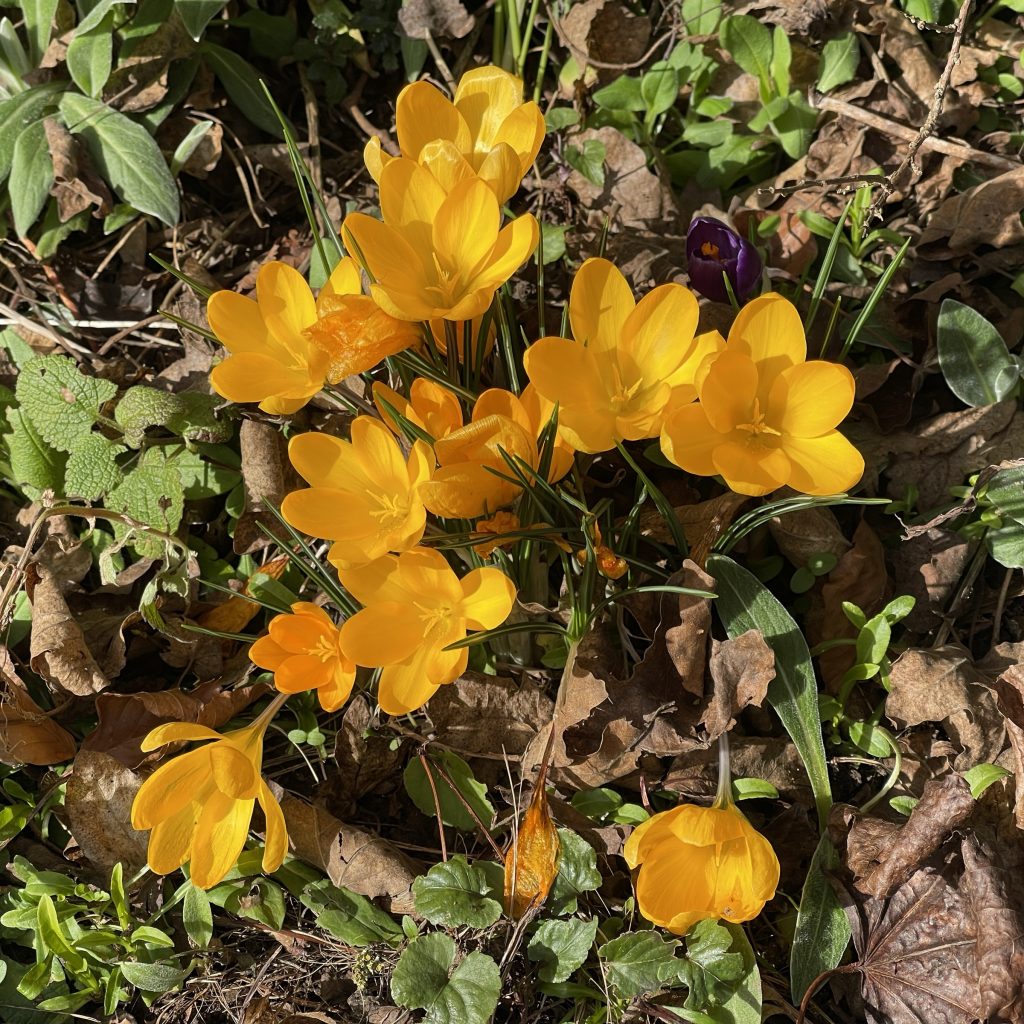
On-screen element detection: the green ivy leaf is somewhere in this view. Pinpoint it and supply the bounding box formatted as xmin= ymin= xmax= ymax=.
xmin=64 ymin=432 xmax=124 ymax=499
xmin=549 ymin=829 xmax=602 ymax=915
xmin=564 ymin=139 xmax=606 ymax=187
xmin=699 ymin=925 xmax=762 ymax=1023
xmin=527 ymin=917 xmax=598 ymax=984
xmin=59 ymin=93 xmax=180 ymax=226
xmin=391 ymin=933 xmax=500 ymax=1024
xmin=16 ymin=354 xmax=117 ymax=452
xmin=599 ymin=929 xmax=680 ymax=999
xmin=300 ymin=880 xmax=403 ymax=947
xmin=412 ymin=856 xmax=502 ymax=929
xmin=403 ymin=750 xmax=494 ymax=831
xmin=683 ymin=920 xmax=745 ymax=1007
xmin=937 ymin=299 xmax=1018 ymax=408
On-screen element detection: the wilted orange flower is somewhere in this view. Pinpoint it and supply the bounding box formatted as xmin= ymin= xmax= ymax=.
xmin=577 ymin=525 xmax=629 ymax=581
xmin=473 ymin=511 xmax=521 ymax=556
xmin=281 ymin=416 xmax=431 ymax=568
xmin=249 ymin=603 xmax=355 ymax=712
xmin=660 ymin=294 xmax=864 ymax=496
xmin=338 ymin=547 xmax=515 ymax=714
xmin=342 ymin=159 xmax=538 ymax=322
xmin=131 ymin=707 xmax=287 ymax=889
xmin=523 ymin=258 xmax=720 ymax=452
xmin=364 ymin=66 xmax=545 ymax=203
xmin=373 ymin=378 xmax=464 ymax=440
xmin=419 ymin=386 xmax=574 ymax=519
xmin=625 ymin=800 xmax=779 ymax=935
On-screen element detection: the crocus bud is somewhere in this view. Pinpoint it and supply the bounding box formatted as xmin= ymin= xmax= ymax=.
xmin=686 ymin=216 xmax=763 ymax=304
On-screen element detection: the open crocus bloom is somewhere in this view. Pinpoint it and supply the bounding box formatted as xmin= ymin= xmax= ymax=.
xmin=281 ymin=416 xmax=431 ymax=568
xmin=625 ymin=801 xmax=779 ymax=935
xmin=373 ymin=378 xmax=465 ymax=441
xmin=338 ymin=547 xmax=516 ymax=715
xmin=342 ymin=159 xmax=538 ymax=322
xmin=249 ymin=602 xmax=355 ymax=712
xmin=660 ymin=293 xmax=864 ymax=496
xmin=131 ymin=715 xmax=286 ymax=889
xmin=419 ymin=385 xmax=574 ymax=519
xmin=208 ymin=259 xmax=362 ymax=415
xmin=523 ymin=258 xmax=719 ymax=453
xmin=364 ymin=66 xmax=545 ymax=203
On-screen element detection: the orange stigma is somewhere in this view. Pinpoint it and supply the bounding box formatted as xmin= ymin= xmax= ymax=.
xmin=700 ymin=241 xmax=721 ymax=260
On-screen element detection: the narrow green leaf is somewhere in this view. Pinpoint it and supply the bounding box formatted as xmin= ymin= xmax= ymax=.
xmin=707 ymin=553 xmax=832 ymax=830
xmin=67 ymin=13 xmax=115 ymax=97
xmin=0 ymin=83 xmax=64 ymax=184
xmin=719 ymin=15 xmax=774 ymax=93
xmin=9 ymin=119 xmax=53 ymax=236
xmin=403 ymin=750 xmax=494 ymax=831
xmin=182 ymin=882 xmax=213 ymax=948
xmin=817 ymin=32 xmax=860 ymax=93
xmin=200 ymin=42 xmax=284 ymax=137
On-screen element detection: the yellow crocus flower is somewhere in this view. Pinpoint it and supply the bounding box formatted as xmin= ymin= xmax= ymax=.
xmin=364 ymin=65 xmax=545 ymax=203
xmin=523 ymin=257 xmax=719 ymax=453
xmin=342 ymin=158 xmax=538 ymax=322
xmin=338 ymin=547 xmax=516 ymax=715
xmin=660 ymin=293 xmax=864 ymax=496
xmin=131 ymin=708 xmax=287 ymax=890
xmin=280 ymin=416 xmax=431 ymax=569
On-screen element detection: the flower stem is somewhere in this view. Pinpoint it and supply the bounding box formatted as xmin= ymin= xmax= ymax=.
xmin=713 ymin=730 xmax=732 ymax=809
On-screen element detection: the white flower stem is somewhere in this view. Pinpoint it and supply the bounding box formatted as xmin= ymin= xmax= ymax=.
xmin=713 ymin=730 xmax=733 ymax=809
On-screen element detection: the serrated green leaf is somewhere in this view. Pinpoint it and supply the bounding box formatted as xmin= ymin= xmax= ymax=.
xmin=790 ymin=834 xmax=850 ymax=1001
xmin=599 ymin=929 xmax=679 ymax=999
xmin=702 ymin=925 xmax=762 ymax=1024
xmin=817 ymin=32 xmax=859 ymax=93
xmin=105 ymin=455 xmax=184 ymax=556
xmin=3 ymin=404 xmax=66 ymax=494
xmin=403 ymin=750 xmax=494 ymax=831
xmin=16 ymin=354 xmax=117 ymax=451
xmin=300 ymin=880 xmax=403 ymax=947
xmin=937 ymin=299 xmax=1018 ymax=408
xmin=0 ymin=83 xmax=64 ymax=184
xmin=548 ymin=828 xmax=602 ymax=915
xmin=59 ymin=93 xmax=179 ymax=225
xmin=67 ymin=12 xmax=115 ymax=97
xmin=391 ymin=933 xmax=500 ymax=1024
xmin=64 ymin=432 xmax=124 ymax=498
xmin=10 ymin=119 xmax=53 ymax=237
xmin=707 ymin=554 xmax=831 ymax=831
xmin=114 ymin=385 xmax=231 ymax=447
xmin=412 ymin=856 xmax=502 ymax=929
xmin=527 ymin=917 xmax=598 ymax=984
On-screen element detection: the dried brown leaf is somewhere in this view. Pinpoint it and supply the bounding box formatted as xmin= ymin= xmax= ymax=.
xmin=81 ymin=680 xmax=270 ymax=768
xmin=329 ymin=695 xmax=405 ymax=818
xmin=279 ymin=796 xmax=418 ymax=914
xmin=397 ymin=0 xmax=474 ymax=39
xmin=234 ymin=418 xmax=303 ymax=554
xmin=0 ymin=647 xmax=76 ymax=766
xmin=699 ymin=630 xmax=774 ymax=741
xmin=64 ymin=750 xmax=148 ymax=876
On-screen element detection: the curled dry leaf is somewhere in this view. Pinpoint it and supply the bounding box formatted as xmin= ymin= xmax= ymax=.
xmin=0 ymin=647 xmax=76 ymax=766
xmin=26 ymin=561 xmax=110 ymax=697
xmin=886 ymin=646 xmax=1005 ymax=769
xmin=64 ymin=750 xmax=149 ymax=876
xmin=234 ymin=419 xmax=302 ymax=554
xmin=81 ymin=679 xmax=271 ymax=768
xmin=279 ymin=795 xmax=418 ymax=914
xmin=699 ymin=630 xmax=775 ymax=741
xmin=504 ymin=743 xmax=561 ymax=919
xmin=330 ymin=694 xmax=405 ymax=817
xmin=397 ymin=0 xmax=474 ymax=39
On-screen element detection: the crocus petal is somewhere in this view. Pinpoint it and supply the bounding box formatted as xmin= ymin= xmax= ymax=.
xmin=281 ymin=488 xmax=376 ymax=542
xmin=459 ymin=567 xmax=516 ymax=630
xmin=420 ymin=464 xmax=517 ymax=519
xmin=397 ymin=547 xmax=463 ymax=604
xmin=396 ymin=81 xmax=471 ymax=160
xmin=257 ymin=780 xmax=288 ymax=873
xmin=569 ymin=258 xmax=634 ymax=353
xmin=351 ymin=413 xmax=414 ymax=493
xmin=339 ymin=602 xmax=424 ymax=667
xmin=713 ymin=441 xmax=790 ymax=497
xmin=208 ymin=742 xmax=261 ymax=800
xmin=337 ymin=554 xmax=405 ymax=606
xmin=660 ymin=405 xmax=722 ymax=477
xmin=475 ymin=143 xmax=527 ymax=202
xmin=419 ymin=138 xmax=479 ymax=193
xmin=378 ymin=662 xmax=442 ymax=716
xmin=473 ymin=389 xmax=531 ymax=432
xmin=211 ymin=354 xmax=315 ymax=405
xmin=766 ymin=360 xmax=855 ymax=437
xmin=290 ymin=601 xmax=336 ymax=627
xmin=454 ymin=66 xmax=523 ymax=151
xmin=288 ymin=432 xmax=369 ymax=490
xmin=620 ymin=283 xmax=699 ymax=384
xmin=268 ymin=612 xmax=331 ymax=654
xmin=342 ymin=214 xmax=428 ymax=317
xmin=469 ymin=213 xmax=538 ymax=294
xmin=495 ymin=103 xmax=545 ymax=174
xmin=249 ymin=635 xmax=289 ymax=671
xmin=380 ymin=158 xmax=447 ymax=255
xmin=727 ymin=293 xmax=805 ymax=387
xmin=259 ymin=394 xmax=312 ymax=416
xmin=699 ymin=350 xmax=760 ymax=434
xmin=433 ymin=178 xmax=501 ymax=279
xmin=189 ymin=790 xmax=255 ymax=889
xmin=257 ymin=261 xmax=317 ymax=342
xmin=132 ymin=748 xmax=212 ymax=828
xmin=274 ymin=653 xmax=335 ymax=693
xmin=524 ymin=338 xmax=606 ymax=424
xmin=207 ymin=292 xmax=270 ymax=354
xmin=363 ymin=136 xmax=387 ymax=182
xmin=782 ymin=431 xmax=865 ymax=496
xmin=316 ymin=665 xmax=356 ymax=712
xmin=147 ymin=800 xmax=198 ymax=874
xmin=317 ymin=255 xmax=362 ymax=306
xmin=141 ymin=723 xmax=224 ymax=752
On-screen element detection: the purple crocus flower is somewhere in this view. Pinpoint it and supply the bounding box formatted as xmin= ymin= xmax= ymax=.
xmin=685 ymin=217 xmax=763 ymax=304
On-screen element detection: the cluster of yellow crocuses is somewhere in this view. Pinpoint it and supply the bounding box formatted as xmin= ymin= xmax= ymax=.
xmin=133 ymin=64 xmax=851 ymax=938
